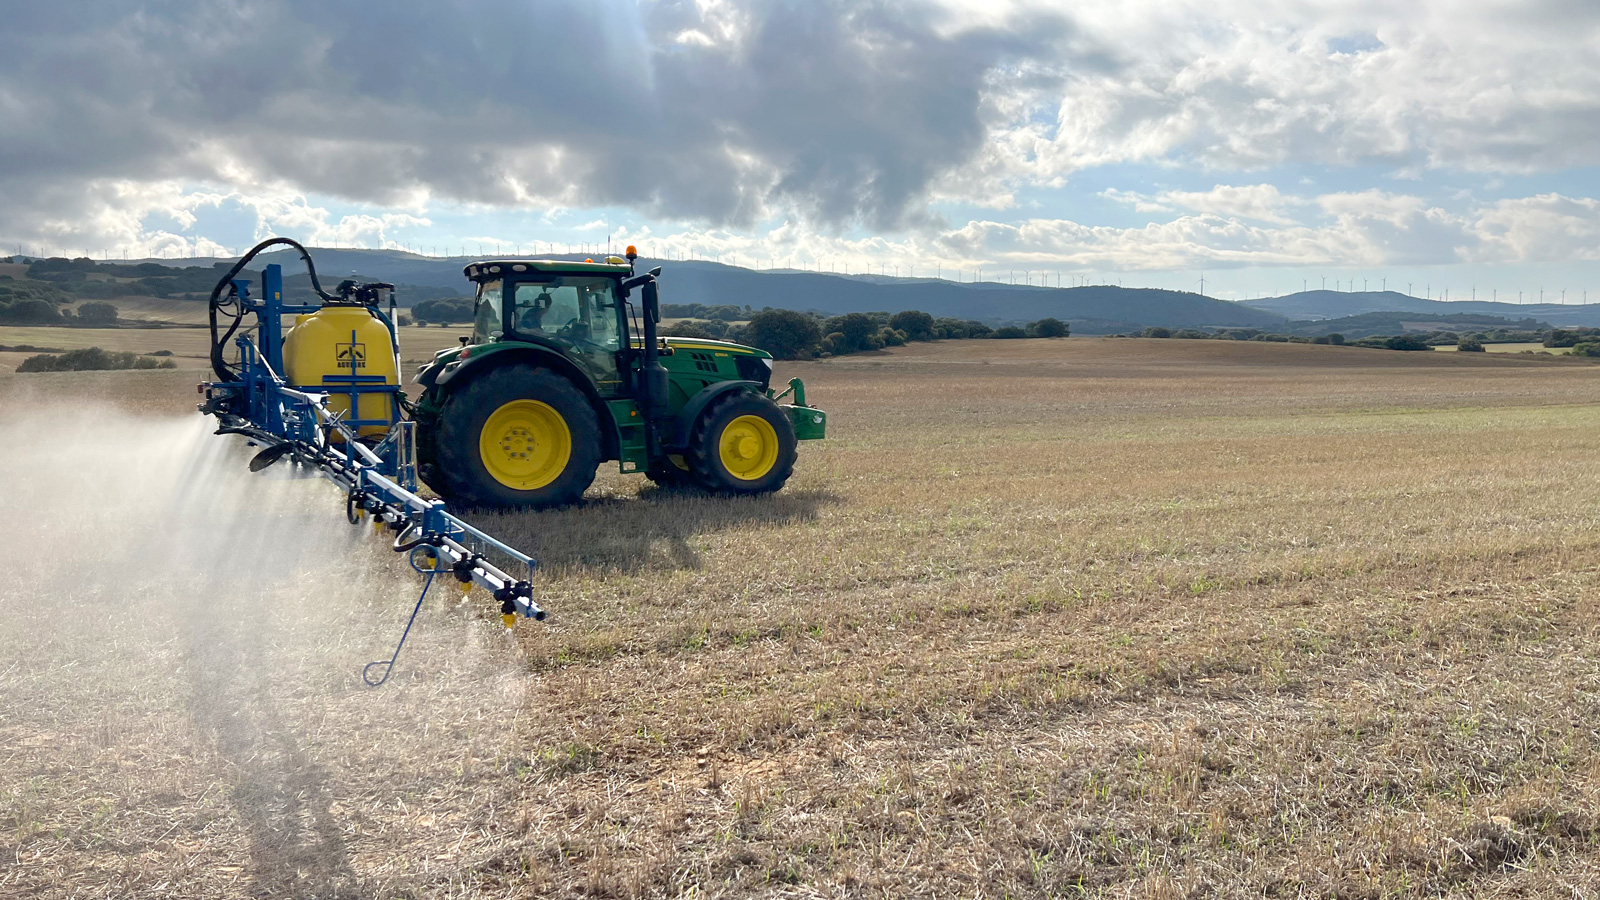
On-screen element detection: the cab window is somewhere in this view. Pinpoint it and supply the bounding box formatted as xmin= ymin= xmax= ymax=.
xmin=511 ymin=277 xmax=619 ymax=350
xmin=472 ymin=279 xmax=502 ymax=343
xmin=510 ymin=276 xmax=623 ymax=394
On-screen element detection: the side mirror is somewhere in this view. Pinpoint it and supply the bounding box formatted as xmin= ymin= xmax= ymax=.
xmin=643 ymin=280 xmax=661 ymax=324
xmin=649 ymin=266 xmax=662 ymax=278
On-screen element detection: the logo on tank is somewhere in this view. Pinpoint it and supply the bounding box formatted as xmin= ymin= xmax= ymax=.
xmin=335 ymin=343 xmax=367 ymax=369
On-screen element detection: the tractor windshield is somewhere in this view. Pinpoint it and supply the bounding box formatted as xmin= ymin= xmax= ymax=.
xmin=509 ymin=277 xmax=619 ymax=350
xmin=472 ymin=279 xmax=503 ymax=343
xmin=510 ymin=276 xmax=623 ymax=394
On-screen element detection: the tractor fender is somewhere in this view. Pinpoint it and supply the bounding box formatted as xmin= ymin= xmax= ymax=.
xmin=430 ymin=347 xmax=621 ymax=460
xmin=669 ymin=380 xmax=763 ymax=450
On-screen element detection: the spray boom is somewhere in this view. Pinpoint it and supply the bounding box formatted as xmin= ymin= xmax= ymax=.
xmin=200 ymin=239 xmax=544 ymax=684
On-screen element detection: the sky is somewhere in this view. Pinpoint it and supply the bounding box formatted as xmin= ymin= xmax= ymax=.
xmin=2 ymin=0 xmax=1599 ymax=302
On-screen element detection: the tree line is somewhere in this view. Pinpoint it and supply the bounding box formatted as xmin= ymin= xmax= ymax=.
xmin=1131 ymin=325 xmax=1600 ymax=355
xmin=673 ymin=309 xmax=1068 ymax=359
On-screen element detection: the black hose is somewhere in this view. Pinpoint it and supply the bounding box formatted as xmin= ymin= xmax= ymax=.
xmin=209 ymin=237 xmax=337 ymax=381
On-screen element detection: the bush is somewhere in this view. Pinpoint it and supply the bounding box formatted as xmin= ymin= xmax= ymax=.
xmin=1457 ymin=337 xmax=1485 ymax=352
xmin=821 ymin=313 xmax=883 ymax=354
xmin=411 ymin=297 xmax=473 ymax=326
xmin=1568 ymin=342 xmax=1600 ymax=358
xmin=1029 ymin=317 xmax=1070 ymax=338
xmin=1384 ymin=334 xmax=1432 ymax=351
xmin=664 ymin=319 xmax=731 ymax=340
xmin=661 ymin=303 xmax=748 ymax=322
xmin=16 ymin=347 xmax=177 ymax=372
xmin=992 ymin=326 xmax=1026 ymax=339
xmin=888 ymin=310 xmax=936 ymax=341
xmin=1328 ymin=333 xmax=1345 ymax=345
xmin=75 ymin=301 xmax=119 ymax=325
xmin=743 ymin=309 xmax=822 ymax=359
xmin=0 ymin=297 xmax=62 ymax=324
xmin=1546 ymin=329 xmax=1581 ymax=348
xmin=149 ymin=349 xmax=173 ymax=356
xmin=1141 ymin=327 xmax=1171 ymax=338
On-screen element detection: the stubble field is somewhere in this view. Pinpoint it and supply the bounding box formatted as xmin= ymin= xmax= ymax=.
xmin=5 ymin=337 xmax=1600 ymax=898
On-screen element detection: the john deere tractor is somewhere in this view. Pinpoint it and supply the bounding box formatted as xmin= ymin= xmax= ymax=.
xmin=411 ymin=248 xmax=825 ymax=508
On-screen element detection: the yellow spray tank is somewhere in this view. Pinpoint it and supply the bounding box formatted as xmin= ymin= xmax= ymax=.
xmin=282 ymin=305 xmax=399 ymax=439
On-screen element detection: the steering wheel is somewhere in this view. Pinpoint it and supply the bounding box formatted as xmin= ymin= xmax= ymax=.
xmin=556 ymin=318 xmax=589 ymax=341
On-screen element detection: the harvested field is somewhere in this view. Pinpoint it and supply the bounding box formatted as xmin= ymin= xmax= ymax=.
xmin=5 ymin=337 xmax=1600 ymax=897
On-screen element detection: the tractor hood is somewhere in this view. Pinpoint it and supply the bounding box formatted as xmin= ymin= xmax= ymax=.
xmin=657 ymin=337 xmax=772 ymax=359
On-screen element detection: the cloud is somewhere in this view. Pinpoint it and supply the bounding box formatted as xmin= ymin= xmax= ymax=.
xmin=983 ymin=0 xmax=1600 ymax=183
xmin=0 ymin=0 xmax=1077 ymax=253
xmin=2 ymin=0 xmax=1597 ymax=279
xmin=1104 ymin=184 xmax=1306 ymax=224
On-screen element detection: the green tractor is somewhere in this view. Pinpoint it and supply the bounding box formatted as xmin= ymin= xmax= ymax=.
xmin=411 ymin=248 xmax=825 ymax=508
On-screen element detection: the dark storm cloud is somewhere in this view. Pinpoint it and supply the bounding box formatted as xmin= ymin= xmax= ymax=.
xmin=0 ymin=0 xmax=1075 ymax=235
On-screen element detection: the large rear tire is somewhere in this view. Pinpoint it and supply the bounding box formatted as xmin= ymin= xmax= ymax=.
xmin=686 ymin=392 xmax=797 ymax=495
xmin=433 ymin=364 xmax=600 ymax=508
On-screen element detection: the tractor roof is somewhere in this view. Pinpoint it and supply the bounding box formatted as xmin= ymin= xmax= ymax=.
xmin=463 ymin=259 xmax=632 ymax=281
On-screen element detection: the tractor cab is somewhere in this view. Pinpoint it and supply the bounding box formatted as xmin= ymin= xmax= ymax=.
xmin=410 ymin=249 xmax=825 ymax=509
xmin=464 ymin=259 xmax=630 ymax=395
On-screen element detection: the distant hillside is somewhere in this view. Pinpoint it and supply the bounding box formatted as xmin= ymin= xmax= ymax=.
xmin=1284 ymin=310 xmax=1553 ymax=339
xmin=1247 ymin=290 xmax=1600 ymax=328
xmin=118 ymin=249 xmax=1285 ymax=333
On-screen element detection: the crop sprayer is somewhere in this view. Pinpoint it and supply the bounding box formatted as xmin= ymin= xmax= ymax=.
xmin=197 ymin=238 xmax=825 ymax=684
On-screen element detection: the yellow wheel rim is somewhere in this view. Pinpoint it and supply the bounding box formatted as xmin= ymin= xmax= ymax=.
xmin=479 ymin=400 xmax=572 ymax=490
xmin=718 ymin=414 xmax=779 ymax=481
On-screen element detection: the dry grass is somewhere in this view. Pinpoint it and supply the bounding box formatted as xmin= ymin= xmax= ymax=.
xmin=6 ymin=337 xmax=1600 ymax=897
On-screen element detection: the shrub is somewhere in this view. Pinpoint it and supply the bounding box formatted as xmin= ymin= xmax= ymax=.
xmin=1568 ymin=342 xmax=1600 ymax=358
xmin=1457 ymin=337 xmax=1485 ymax=352
xmin=743 ymin=309 xmax=822 ymax=359
xmin=1328 ymin=333 xmax=1345 ymax=345
xmin=75 ymin=301 xmax=119 ymax=325
xmin=1142 ymin=327 xmax=1171 ymax=338
xmin=17 ymin=347 xmax=177 ymax=372
xmin=0 ymin=297 xmax=62 ymax=324
xmin=888 ymin=310 xmax=936 ymax=341
xmin=821 ymin=313 xmax=883 ymax=354
xmin=664 ymin=319 xmax=730 ymax=340
xmin=411 ymin=297 xmax=473 ymax=326
xmin=1029 ymin=317 xmax=1070 ymax=338
xmin=1546 ymin=329 xmax=1581 ymax=348
xmin=1384 ymin=334 xmax=1432 ymax=351
xmin=992 ymin=326 xmax=1026 ymax=339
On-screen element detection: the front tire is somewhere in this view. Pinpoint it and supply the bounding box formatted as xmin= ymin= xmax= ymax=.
xmin=686 ymin=392 xmax=797 ymax=495
xmin=433 ymin=364 xmax=600 ymax=508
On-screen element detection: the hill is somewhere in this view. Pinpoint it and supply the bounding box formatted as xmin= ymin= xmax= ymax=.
xmin=110 ymin=249 xmax=1286 ymax=333
xmin=1282 ymin=310 xmax=1553 ymax=339
xmin=1246 ymin=289 xmax=1600 ymax=327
